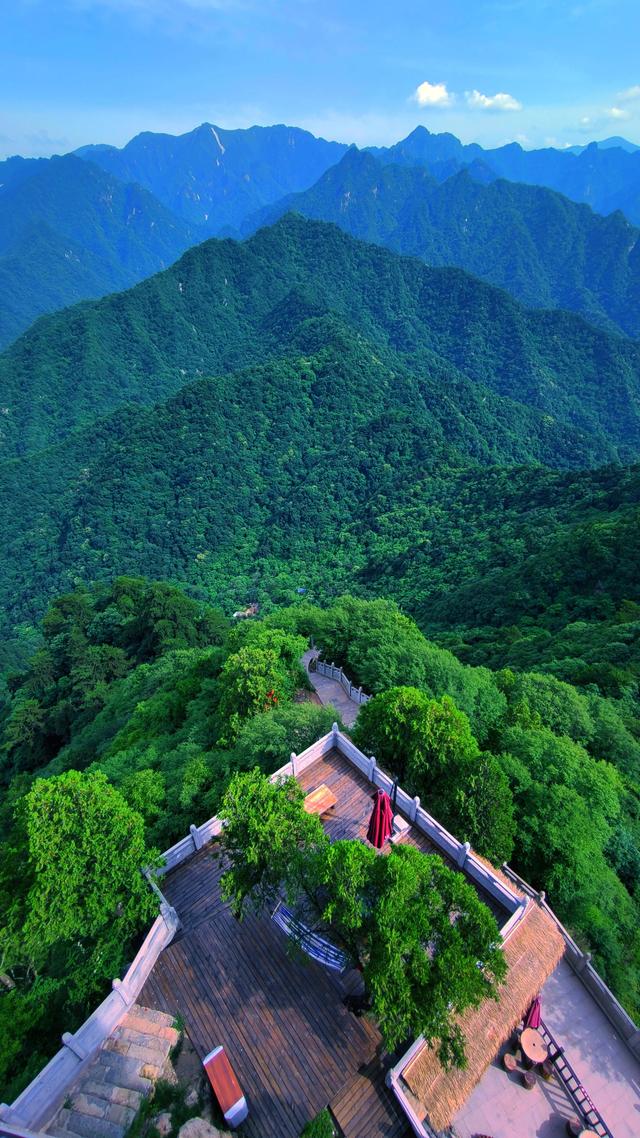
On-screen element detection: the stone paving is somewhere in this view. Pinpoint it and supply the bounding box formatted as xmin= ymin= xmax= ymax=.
xmin=46 ymin=1006 xmax=179 ymax=1138
xmin=453 ymin=959 xmax=640 ymax=1138
xmin=302 ymin=649 xmax=361 ymax=728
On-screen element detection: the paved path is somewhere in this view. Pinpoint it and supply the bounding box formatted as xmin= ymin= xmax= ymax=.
xmin=302 ymin=649 xmax=361 ymax=729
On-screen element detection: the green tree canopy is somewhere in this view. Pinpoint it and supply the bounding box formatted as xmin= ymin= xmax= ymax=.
xmin=21 ymin=769 xmax=155 ymax=956
xmin=352 ymin=685 xmax=433 ymax=780
xmin=219 ymin=770 xmax=506 ymax=1065
xmin=220 ymin=769 xmax=328 ymax=917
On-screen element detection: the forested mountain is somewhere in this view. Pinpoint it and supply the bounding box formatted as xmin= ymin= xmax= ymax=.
xmin=2 ymin=127 xmax=640 ymax=1104
xmin=3 ymin=215 xmax=640 ymax=462
xmin=245 ymin=148 xmax=640 ymax=337
xmin=76 ymin=122 xmax=348 ymax=233
xmin=4 ymin=124 xmax=640 ymax=349
xmin=0 ymin=154 xmax=197 ymax=348
xmin=2 ymin=318 xmax=624 ymax=637
xmin=371 ymin=125 xmax=640 ymax=224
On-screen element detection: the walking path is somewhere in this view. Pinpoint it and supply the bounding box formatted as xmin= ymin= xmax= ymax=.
xmin=302 ymin=649 xmax=361 ymax=729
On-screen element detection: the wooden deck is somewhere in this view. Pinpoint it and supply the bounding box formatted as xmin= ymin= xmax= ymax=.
xmin=140 ymin=844 xmax=411 ymax=1136
xmin=140 ymin=748 xmax=506 ymax=1137
xmin=297 ymin=749 xmax=507 ymax=922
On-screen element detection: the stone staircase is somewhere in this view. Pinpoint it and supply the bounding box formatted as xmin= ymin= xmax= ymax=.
xmin=46 ymin=1005 xmax=180 ymax=1138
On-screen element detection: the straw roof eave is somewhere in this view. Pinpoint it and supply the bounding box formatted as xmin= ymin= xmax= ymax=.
xmin=401 ymin=901 xmax=565 ymax=1132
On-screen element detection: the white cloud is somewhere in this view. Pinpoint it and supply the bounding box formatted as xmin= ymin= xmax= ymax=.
xmin=412 ymin=81 xmax=453 ymax=108
xmin=607 ymin=105 xmax=631 ymax=120
xmin=465 ymin=89 xmax=522 ymax=112
xmin=618 ymin=85 xmax=640 ymax=102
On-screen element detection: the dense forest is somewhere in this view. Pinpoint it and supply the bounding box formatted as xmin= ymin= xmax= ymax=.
xmin=3 ymin=218 xmax=640 ymax=652
xmin=1 ymin=583 xmax=638 ymax=1102
xmin=0 ymin=155 xmax=198 ymax=349
xmin=4 ymin=216 xmax=640 ymax=460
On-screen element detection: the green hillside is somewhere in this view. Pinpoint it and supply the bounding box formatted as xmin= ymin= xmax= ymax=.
xmin=245 ymin=148 xmax=640 ymax=338
xmin=1 ymin=584 xmax=638 ymax=1101
xmin=0 ymin=321 xmax=607 ymax=636
xmin=3 ymin=215 xmax=640 ymax=461
xmin=0 ymin=155 xmax=197 ymax=348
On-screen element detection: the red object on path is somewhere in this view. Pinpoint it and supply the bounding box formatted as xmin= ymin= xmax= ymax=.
xmin=202 ymin=1045 xmax=248 ymax=1127
xmin=367 ymin=789 xmax=394 ymax=848
xmin=524 ymin=995 xmax=541 ymax=1030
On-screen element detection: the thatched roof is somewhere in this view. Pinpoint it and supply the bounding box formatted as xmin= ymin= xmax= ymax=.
xmin=402 ymin=900 xmax=565 ymax=1132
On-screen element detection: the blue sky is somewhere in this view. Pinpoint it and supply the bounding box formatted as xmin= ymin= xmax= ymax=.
xmin=2 ymin=0 xmax=640 ymax=158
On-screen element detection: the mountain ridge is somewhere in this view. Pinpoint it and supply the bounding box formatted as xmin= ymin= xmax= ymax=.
xmin=0 ymin=153 xmax=199 ymax=348
xmin=242 ymin=147 xmax=640 ymax=338
xmin=3 ymin=214 xmax=640 ymax=462
xmin=76 ymin=121 xmax=348 ymax=233
xmin=372 ymin=125 xmax=640 ymax=224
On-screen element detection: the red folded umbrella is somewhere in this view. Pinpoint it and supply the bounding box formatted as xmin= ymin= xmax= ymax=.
xmin=367 ymin=789 xmax=394 ymax=848
xmin=524 ymin=996 xmax=541 ymax=1030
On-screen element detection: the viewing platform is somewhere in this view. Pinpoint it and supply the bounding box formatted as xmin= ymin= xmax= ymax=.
xmin=4 ymin=728 xmax=639 ymax=1138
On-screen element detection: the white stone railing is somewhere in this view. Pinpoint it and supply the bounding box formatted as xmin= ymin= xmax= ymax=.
xmin=0 ymin=902 xmax=180 ymax=1133
xmin=386 ymin=1038 xmax=436 ymax=1138
xmin=156 ymin=726 xmax=522 ymax=926
xmin=501 ymin=863 xmax=640 ymax=1060
xmin=313 ymin=659 xmax=371 ymax=705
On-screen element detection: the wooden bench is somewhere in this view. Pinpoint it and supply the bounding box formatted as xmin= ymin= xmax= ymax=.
xmin=203 ymin=1045 xmax=248 ymax=1128
xmin=303 ymin=783 xmax=337 ymax=815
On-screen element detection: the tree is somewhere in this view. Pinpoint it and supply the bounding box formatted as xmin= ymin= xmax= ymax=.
xmin=121 ymin=768 xmax=166 ymax=824
xmin=219 ymin=770 xmax=506 ymax=1065
xmin=3 ymin=698 xmax=46 ymax=776
xmin=325 ymin=842 xmax=506 ymax=1062
xmin=354 ymin=689 xmax=515 ymax=861
xmin=219 ymin=769 xmax=328 ymax=918
xmin=230 ymin=702 xmax=339 ymax=775
xmin=353 ymin=686 xmax=433 ymax=780
xmin=216 ymin=646 xmax=287 ymax=744
xmin=20 ymin=769 xmax=155 ymax=962
xmin=215 ymin=628 xmax=307 ymax=745
xmin=505 ymin=671 xmax=594 ymax=742
xmin=439 ymin=752 xmax=516 ymax=866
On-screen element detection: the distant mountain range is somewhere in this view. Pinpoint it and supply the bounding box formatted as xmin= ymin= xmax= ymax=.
xmin=0 ymin=154 xmax=199 ymax=347
xmin=371 ymin=126 xmax=640 ymax=224
xmin=75 ymin=122 xmax=348 ymax=233
xmin=2 ymin=120 xmax=640 ymax=349
xmin=245 ymin=147 xmax=640 ymax=338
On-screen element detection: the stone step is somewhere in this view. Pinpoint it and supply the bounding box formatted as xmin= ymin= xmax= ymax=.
xmin=95 ymin=1050 xmax=154 ymax=1093
xmin=82 ymin=1080 xmax=143 ymax=1112
xmin=52 ymin=1109 xmax=124 ymax=1138
xmin=45 ymin=1004 xmax=180 ymax=1138
xmin=111 ymin=1024 xmax=178 ymax=1052
xmin=122 ymin=1005 xmax=176 ymax=1031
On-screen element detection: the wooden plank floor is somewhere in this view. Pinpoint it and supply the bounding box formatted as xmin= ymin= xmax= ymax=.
xmin=140 ymin=748 xmax=506 ymax=1137
xmin=330 ymin=1057 xmax=412 ymax=1138
xmin=141 ymin=841 xmax=388 ymax=1137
